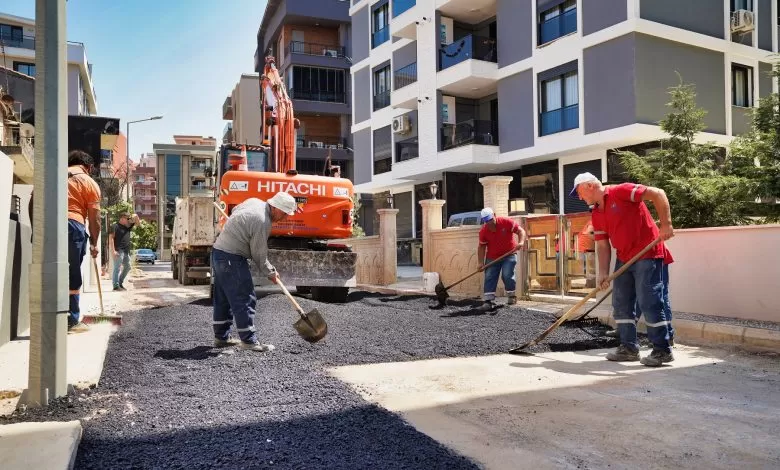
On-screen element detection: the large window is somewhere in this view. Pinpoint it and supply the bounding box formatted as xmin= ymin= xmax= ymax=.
xmin=732 ymin=64 xmax=753 ymax=107
xmin=373 ymin=65 xmax=391 ymax=111
xmin=372 ymin=2 xmax=390 ymax=48
xmin=288 ymin=66 xmax=346 ymax=103
xmin=539 ymin=0 xmax=577 ymax=45
xmin=0 ymin=24 xmax=23 ymax=43
xmin=373 ymin=126 xmax=392 ymax=175
xmin=13 ymin=61 xmax=35 ymax=77
xmin=540 ymin=69 xmax=579 ymax=136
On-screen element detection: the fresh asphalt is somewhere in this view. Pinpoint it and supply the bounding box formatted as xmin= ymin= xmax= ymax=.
xmin=4 ymin=290 xmax=617 ymax=469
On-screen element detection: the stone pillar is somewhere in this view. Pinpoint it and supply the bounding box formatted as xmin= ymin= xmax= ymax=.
xmin=479 ymin=175 xmax=513 ymax=217
xmin=377 ymin=208 xmax=399 ymax=286
xmin=419 ymin=199 xmax=446 ymax=273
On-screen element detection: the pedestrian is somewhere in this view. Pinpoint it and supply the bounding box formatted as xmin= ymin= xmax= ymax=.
xmin=210 ymin=192 xmax=297 ymax=352
xmin=66 ymin=150 xmax=102 ymax=333
xmin=109 ymin=212 xmax=140 ymax=291
xmin=476 ymin=207 xmax=527 ymax=311
xmin=571 ymin=172 xmax=675 ymax=367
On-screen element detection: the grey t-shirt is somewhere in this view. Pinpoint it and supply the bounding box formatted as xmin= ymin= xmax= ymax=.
xmin=112 ymin=222 xmax=134 ymax=251
xmin=213 ymin=198 xmax=276 ymax=275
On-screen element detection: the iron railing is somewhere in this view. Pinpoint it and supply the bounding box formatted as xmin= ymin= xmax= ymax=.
xmin=286 ymin=41 xmax=345 ymax=58
xmin=288 ymin=89 xmax=347 ymax=103
xmin=296 ymin=135 xmax=347 ymax=149
xmin=439 ymin=34 xmax=497 ymax=70
xmin=394 ymin=62 xmax=417 ymax=90
xmin=441 ymin=119 xmax=499 ymax=150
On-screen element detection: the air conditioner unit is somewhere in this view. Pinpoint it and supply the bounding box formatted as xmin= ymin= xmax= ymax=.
xmin=731 ymin=9 xmax=754 ymax=33
xmin=392 ymin=115 xmax=411 ymax=134
xmin=323 ymin=49 xmax=339 ymax=57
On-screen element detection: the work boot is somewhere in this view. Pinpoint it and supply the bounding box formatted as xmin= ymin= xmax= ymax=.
xmin=507 ymin=296 xmax=517 ymax=306
xmin=239 ymin=341 xmax=276 ymax=353
xmin=476 ymin=300 xmax=496 ymax=312
xmin=68 ymin=322 xmax=90 ymax=334
xmin=640 ymin=349 xmax=674 ymax=367
xmin=605 ymin=345 xmax=640 ymax=362
xmin=113 ymin=285 xmax=121 ymax=291
xmin=214 ymin=337 xmax=240 ymax=348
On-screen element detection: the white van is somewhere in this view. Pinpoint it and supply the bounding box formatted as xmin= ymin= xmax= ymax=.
xmin=447 ymin=211 xmax=482 ymax=228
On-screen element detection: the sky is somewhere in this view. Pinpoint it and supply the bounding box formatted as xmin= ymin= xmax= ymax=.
xmin=3 ymin=0 xmax=268 ymax=161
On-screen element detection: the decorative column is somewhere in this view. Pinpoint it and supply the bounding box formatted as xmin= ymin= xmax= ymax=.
xmin=377 ymin=208 xmax=399 ymax=286
xmin=419 ymin=199 xmax=446 ymax=273
xmin=479 ymin=175 xmax=513 ymax=217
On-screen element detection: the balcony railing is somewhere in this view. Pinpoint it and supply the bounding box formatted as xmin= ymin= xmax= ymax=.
xmin=394 ymin=62 xmax=417 ymax=90
xmin=439 ymin=35 xmax=497 ymax=71
xmin=540 ymin=104 xmax=579 ymax=136
xmin=441 ymin=119 xmax=499 ymax=150
xmin=373 ymin=91 xmax=391 ymax=111
xmin=395 ymin=140 xmax=419 ymax=162
xmin=0 ymin=34 xmax=35 ymax=50
xmin=539 ymin=8 xmax=577 ymax=45
xmin=288 ymin=89 xmax=346 ymax=103
xmin=296 ymin=135 xmax=347 ymax=149
xmin=285 ymin=41 xmax=345 ymax=58
xmin=372 ymin=26 xmax=390 ymax=48
xmin=393 ymin=0 xmax=416 ymax=17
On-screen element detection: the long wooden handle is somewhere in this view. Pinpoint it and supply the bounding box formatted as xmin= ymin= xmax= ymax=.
xmin=446 ymin=245 xmax=522 ymax=290
xmin=91 ymin=257 xmax=104 ymax=316
xmin=213 ymin=201 xmax=229 ymax=219
xmin=526 ymin=236 xmax=663 ymax=348
xmin=276 ymin=277 xmax=306 ymax=317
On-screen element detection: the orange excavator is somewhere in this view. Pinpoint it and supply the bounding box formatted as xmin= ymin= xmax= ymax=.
xmin=215 ymin=53 xmax=357 ymax=303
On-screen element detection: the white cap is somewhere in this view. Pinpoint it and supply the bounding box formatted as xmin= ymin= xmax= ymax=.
xmin=480 ymin=207 xmax=495 ymax=224
xmin=570 ymin=172 xmax=600 ymax=197
xmin=267 ymin=192 xmax=297 ymax=215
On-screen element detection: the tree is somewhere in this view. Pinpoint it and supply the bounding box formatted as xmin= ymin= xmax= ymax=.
xmin=616 ymin=78 xmax=759 ymax=228
xmin=132 ymin=221 xmax=158 ymax=251
xmin=350 ymin=194 xmax=366 ymax=237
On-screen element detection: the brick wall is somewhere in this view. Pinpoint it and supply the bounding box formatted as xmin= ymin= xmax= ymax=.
xmin=282 ymin=24 xmax=340 ymax=48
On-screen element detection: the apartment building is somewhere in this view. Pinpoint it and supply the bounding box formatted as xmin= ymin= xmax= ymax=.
xmin=0 ymin=12 xmax=98 ymax=116
xmin=223 ymin=74 xmax=263 ymax=146
xmin=349 ymin=0 xmax=778 ymax=238
xmin=255 ymin=0 xmax=355 ymax=180
xmin=153 ymin=135 xmax=217 ymax=260
xmin=133 ymin=156 xmax=157 ymax=223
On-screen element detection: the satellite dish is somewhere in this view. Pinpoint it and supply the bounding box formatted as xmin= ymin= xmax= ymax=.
xmin=20 ymin=123 xmax=35 ymax=138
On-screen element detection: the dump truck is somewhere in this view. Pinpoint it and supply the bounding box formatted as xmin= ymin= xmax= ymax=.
xmin=171 ymin=196 xmax=216 ymax=286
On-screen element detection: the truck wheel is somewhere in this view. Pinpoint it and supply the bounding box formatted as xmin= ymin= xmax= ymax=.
xmin=180 ymin=257 xmax=193 ymax=286
xmin=296 ymin=286 xmax=312 ymax=295
xmin=311 ymin=287 xmax=349 ymax=303
xmin=172 ymin=256 xmax=179 ymax=280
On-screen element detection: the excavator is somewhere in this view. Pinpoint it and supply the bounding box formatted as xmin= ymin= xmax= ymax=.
xmin=215 ymin=53 xmax=357 ymax=303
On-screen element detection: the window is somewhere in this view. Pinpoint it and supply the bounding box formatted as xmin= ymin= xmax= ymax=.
xmin=288 ymin=66 xmax=346 ymax=103
xmin=0 ymin=24 xmax=23 ymax=45
xmin=372 ymin=3 xmax=390 ymax=48
xmin=373 ymin=65 xmax=391 ymax=110
xmin=539 ymin=69 xmax=579 ymax=135
xmin=539 ymin=0 xmax=577 ymax=45
xmin=732 ymin=64 xmax=753 ymax=107
xmin=373 ymin=126 xmax=392 ymax=175
xmin=731 ymin=0 xmax=753 ymax=11
xmin=13 ymin=61 xmax=35 ymax=77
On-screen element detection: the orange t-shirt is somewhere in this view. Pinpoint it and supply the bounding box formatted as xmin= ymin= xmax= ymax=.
xmin=67 ymin=165 xmax=101 ymax=225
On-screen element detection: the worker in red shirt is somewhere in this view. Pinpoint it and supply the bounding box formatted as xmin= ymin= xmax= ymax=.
xmin=477 ymin=207 xmax=527 ymax=310
xmin=571 ymin=173 xmax=675 ymax=367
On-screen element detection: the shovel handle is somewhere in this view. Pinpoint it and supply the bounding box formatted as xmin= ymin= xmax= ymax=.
xmin=446 ymin=245 xmax=522 ymax=291
xmin=91 ymin=257 xmax=105 ymax=316
xmin=276 ymin=277 xmax=307 ymax=318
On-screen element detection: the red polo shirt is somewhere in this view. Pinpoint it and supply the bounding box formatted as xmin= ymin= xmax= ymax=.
xmin=479 ymin=216 xmax=519 ymax=259
xmin=591 ymin=183 xmax=670 ymax=264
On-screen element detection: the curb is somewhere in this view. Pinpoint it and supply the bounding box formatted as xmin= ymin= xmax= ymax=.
xmin=0 ymin=420 xmax=82 ymax=470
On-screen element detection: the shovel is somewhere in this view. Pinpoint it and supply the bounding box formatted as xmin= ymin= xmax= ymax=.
xmin=508 ymin=236 xmax=662 ymax=354
xmin=276 ymin=277 xmax=328 ymax=343
xmin=433 ymin=245 xmax=522 ymax=308
xmin=82 ymin=256 xmax=123 ymax=326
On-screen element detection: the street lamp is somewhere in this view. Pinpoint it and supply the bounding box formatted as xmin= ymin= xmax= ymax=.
xmin=126 ymin=115 xmax=163 ymax=201
xmin=430 ymin=181 xmax=438 ymax=200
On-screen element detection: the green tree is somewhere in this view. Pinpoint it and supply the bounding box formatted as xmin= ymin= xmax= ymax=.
xmin=616 ymin=78 xmax=758 ymax=228
xmin=351 ymin=194 xmax=366 ymax=238
xmin=132 ymin=221 xmax=158 ymax=251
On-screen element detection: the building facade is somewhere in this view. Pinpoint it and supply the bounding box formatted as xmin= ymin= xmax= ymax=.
xmin=349 ymin=0 xmax=777 ymax=238
xmin=1 ymin=12 xmax=99 ymax=116
xmin=153 ymin=135 xmax=217 ymax=260
xmin=223 ymin=74 xmax=263 ymax=146
xmin=133 ymin=166 xmax=157 ymax=224
xmin=255 ymin=0 xmax=355 ymax=180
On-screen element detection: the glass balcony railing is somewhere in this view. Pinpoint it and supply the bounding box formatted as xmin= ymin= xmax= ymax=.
xmin=392 ymin=0 xmax=416 ymax=17
xmin=372 ymin=26 xmax=390 ymax=48
xmin=395 ymin=140 xmax=419 ymax=162
xmin=441 ymin=119 xmax=499 ymax=151
xmin=373 ymin=91 xmax=391 ymax=111
xmin=394 ymin=62 xmax=417 ymax=90
xmin=296 ymin=135 xmax=347 ymax=149
xmin=439 ymin=35 xmax=498 ymax=71
xmin=0 ymin=33 xmax=35 ymax=50
xmin=540 ymin=104 xmax=579 ymax=136
xmin=288 ymin=89 xmax=346 ymax=103
xmin=285 ymin=41 xmax=345 ymax=58
xmin=539 ymin=8 xmax=577 ymax=45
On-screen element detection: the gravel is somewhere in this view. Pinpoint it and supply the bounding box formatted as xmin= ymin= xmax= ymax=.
xmin=3 ymin=291 xmax=618 ymax=469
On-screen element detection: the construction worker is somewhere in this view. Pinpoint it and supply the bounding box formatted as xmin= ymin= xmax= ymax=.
xmin=66 ymin=150 xmax=102 ymax=333
xmin=210 ymin=192 xmax=297 ymax=352
xmin=477 ymin=207 xmax=527 ymax=311
xmin=571 ymin=172 xmax=675 ymax=367
xmin=109 ymin=212 xmax=140 ymax=291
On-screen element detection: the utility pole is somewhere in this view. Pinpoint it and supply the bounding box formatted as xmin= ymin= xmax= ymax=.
xmin=24 ymin=0 xmax=68 ymax=406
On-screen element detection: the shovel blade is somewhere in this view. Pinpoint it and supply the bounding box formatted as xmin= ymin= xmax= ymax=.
xmin=434 ymin=282 xmax=449 ymax=306
xmin=293 ymin=308 xmax=328 ymax=343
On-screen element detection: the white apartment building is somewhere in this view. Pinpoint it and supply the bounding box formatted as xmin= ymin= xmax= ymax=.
xmin=349 ymin=0 xmax=778 ymax=237
xmin=223 ymin=74 xmax=263 ymax=146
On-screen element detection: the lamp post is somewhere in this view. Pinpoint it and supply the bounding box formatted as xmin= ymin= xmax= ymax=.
xmin=429 ymin=181 xmax=438 ymax=200
xmin=386 ymin=191 xmax=394 ymax=208
xmin=126 ymin=116 xmax=163 ymax=201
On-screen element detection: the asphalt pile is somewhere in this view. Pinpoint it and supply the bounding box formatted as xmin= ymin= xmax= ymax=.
xmin=3 ymin=291 xmax=617 ymax=469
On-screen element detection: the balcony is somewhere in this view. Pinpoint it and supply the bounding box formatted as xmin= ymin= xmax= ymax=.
xmin=296 ymin=135 xmax=347 ymax=149
xmin=394 ymin=63 xmax=417 ymax=90
xmin=190 ymin=163 xmax=214 ymax=177
xmin=539 ymin=104 xmax=579 ymax=136
xmin=391 ymin=0 xmax=417 ymax=39
xmin=222 ymin=96 xmax=233 ymax=120
xmin=440 ymin=35 xmax=497 ymax=71
xmin=441 ymin=119 xmax=499 ymax=151
xmin=437 ymin=0 xmax=497 ymax=23
xmin=395 ymin=139 xmax=419 ymax=163
xmin=372 ymin=26 xmax=390 ymax=49
xmin=373 ymin=91 xmax=391 ymax=111
xmin=285 ymin=41 xmax=345 ymax=58
xmin=0 ymin=33 xmax=35 ymax=51
xmin=539 ymin=8 xmax=577 ymax=45
xmin=288 ymin=89 xmax=346 ymax=104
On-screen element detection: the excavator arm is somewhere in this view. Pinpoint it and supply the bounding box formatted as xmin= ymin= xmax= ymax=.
xmin=260 ymin=53 xmax=298 ymax=174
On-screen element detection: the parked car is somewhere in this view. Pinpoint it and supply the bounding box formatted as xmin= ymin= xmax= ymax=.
xmin=135 ymin=248 xmax=157 ymax=264
xmin=447 ymin=211 xmax=482 ymax=228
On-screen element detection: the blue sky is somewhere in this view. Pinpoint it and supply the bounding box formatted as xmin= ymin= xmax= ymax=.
xmin=3 ymin=0 xmax=267 ymax=161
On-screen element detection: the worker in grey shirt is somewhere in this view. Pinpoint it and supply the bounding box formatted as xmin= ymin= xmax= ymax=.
xmin=211 ymin=192 xmax=297 ymax=352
